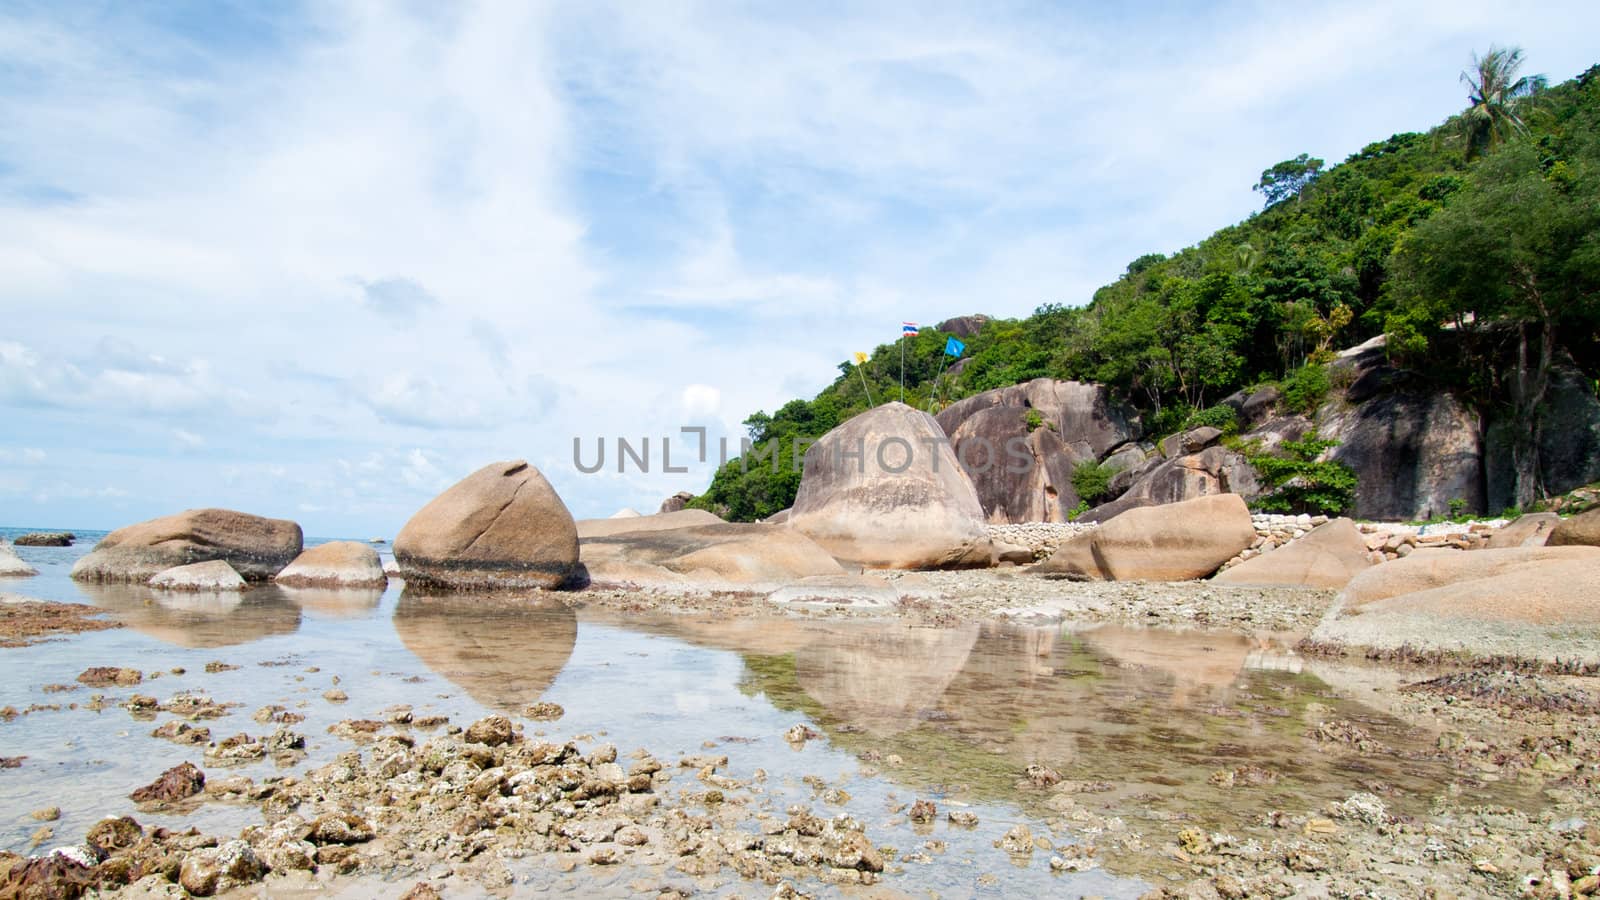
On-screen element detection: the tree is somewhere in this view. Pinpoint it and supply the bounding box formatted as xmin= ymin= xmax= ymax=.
xmin=1253 ymin=154 xmax=1324 ymax=207
xmin=1458 ymin=45 xmax=1546 ymax=160
xmin=1388 ymin=143 xmax=1600 ymax=508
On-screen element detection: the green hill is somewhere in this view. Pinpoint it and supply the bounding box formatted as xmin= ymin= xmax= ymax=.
xmin=692 ymin=57 xmax=1600 ymax=522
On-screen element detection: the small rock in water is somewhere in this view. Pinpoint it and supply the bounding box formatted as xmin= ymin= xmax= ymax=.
xmin=948 ymin=810 xmax=979 ymax=827
xmin=322 ymin=688 xmax=348 ymax=702
xmin=130 ymin=761 xmax=206 ymax=804
xmin=399 ymin=884 xmax=442 ymax=900
xmin=784 ymin=723 xmax=821 ymax=744
xmin=78 ymin=666 xmax=143 ymax=687
xmin=203 ymin=660 xmax=239 ymax=673
xmin=464 ymin=714 xmax=516 ymax=746
xmin=996 ymin=824 xmax=1034 ymax=855
xmin=909 ymin=799 xmax=937 ymax=823
xmin=522 ymin=701 xmax=564 ymax=721
xmin=30 ymin=806 xmax=60 ymax=821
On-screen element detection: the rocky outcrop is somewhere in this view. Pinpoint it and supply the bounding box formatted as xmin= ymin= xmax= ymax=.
xmin=71 ymin=509 xmax=302 ymax=583
xmin=0 ymin=543 xmax=37 ymax=577
xmin=1212 ymin=518 xmax=1372 ymax=589
xmin=1313 ymin=546 xmax=1600 ymax=664
xmin=1486 ymin=513 xmax=1561 ymax=549
xmin=394 ymin=460 xmax=579 ymax=590
xmin=934 ymin=380 xmax=1140 ymax=523
xmin=658 ymin=491 xmax=695 ymax=514
xmin=935 ymin=314 xmax=990 ymax=337
xmin=1549 ymin=507 xmax=1600 ymax=547
xmin=580 ymin=522 xmax=845 ymax=589
xmin=576 ymin=509 xmax=724 ymax=539
xmin=1033 ymin=494 xmax=1256 ymax=581
xmin=1317 ymin=390 xmax=1483 ymax=521
xmin=1159 ymin=426 xmax=1222 ymax=458
xmin=1080 ymin=445 xmax=1259 ymax=523
xmin=791 ymin=403 xmax=993 ymax=568
xmin=1339 ymin=546 xmax=1600 ymax=609
xmin=149 ymin=560 xmax=248 ymax=592
xmin=12 ymin=532 xmax=73 ymax=547
xmin=273 ymin=541 xmax=387 ymax=588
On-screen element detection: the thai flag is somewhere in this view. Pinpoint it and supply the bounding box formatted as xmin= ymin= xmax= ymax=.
xmin=902 ymin=322 xmax=918 ymax=336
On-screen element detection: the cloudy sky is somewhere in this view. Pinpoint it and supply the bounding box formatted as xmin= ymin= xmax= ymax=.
xmin=2 ymin=1 xmax=1597 ymax=536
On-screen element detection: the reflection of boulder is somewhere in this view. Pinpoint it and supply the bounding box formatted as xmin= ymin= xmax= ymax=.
xmin=794 ymin=622 xmax=979 ymax=736
xmin=76 ymin=582 xmax=301 ymax=648
xmin=279 ymin=587 xmax=385 ymax=619
xmin=580 ymin=523 xmax=843 ymax=589
xmin=1077 ymin=626 xmax=1254 ymax=705
xmin=393 ymin=591 xmax=576 ymax=711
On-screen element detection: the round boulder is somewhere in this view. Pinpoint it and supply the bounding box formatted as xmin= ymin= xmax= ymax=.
xmin=789 ymin=402 xmax=993 ymax=569
xmin=71 ymin=509 xmax=302 ymax=583
xmin=274 ymin=541 xmax=387 ymax=588
xmin=1032 ymin=493 xmax=1255 ymax=581
xmin=1 ymin=543 xmax=38 ymax=577
xmin=1548 ymin=507 xmax=1600 ymax=548
xmin=1213 ymin=517 xmax=1372 ymax=589
xmin=149 ymin=560 xmax=247 ymax=592
xmin=394 ymin=460 xmax=579 ymax=590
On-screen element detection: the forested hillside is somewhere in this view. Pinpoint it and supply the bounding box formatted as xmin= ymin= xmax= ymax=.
xmin=692 ymin=54 xmax=1600 ymax=521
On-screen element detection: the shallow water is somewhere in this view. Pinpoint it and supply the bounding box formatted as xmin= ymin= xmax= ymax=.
xmin=0 ymin=538 xmax=1539 ymax=896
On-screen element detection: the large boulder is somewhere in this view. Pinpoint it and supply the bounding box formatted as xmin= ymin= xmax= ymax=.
xmin=580 ymin=523 xmax=845 ymax=589
xmin=394 ymin=460 xmax=579 ymax=590
xmin=1080 ymin=446 xmax=1258 ymax=524
xmin=1339 ymin=546 xmax=1600 ymax=609
xmin=1 ymin=543 xmax=38 ymax=577
xmin=71 ymin=509 xmax=302 ymax=583
xmin=1486 ymin=513 xmax=1561 ymax=549
xmin=1317 ymin=390 xmax=1483 ymax=520
xmin=1485 ymin=363 xmax=1600 ymax=511
xmin=1033 ymin=493 xmax=1255 ymax=581
xmin=935 ymin=314 xmax=990 ymax=338
xmin=1548 ymin=507 xmax=1600 ymax=548
xmin=1212 ymin=518 xmax=1372 ymax=589
xmin=273 ymin=541 xmax=387 ymax=588
xmin=791 ymin=402 xmax=992 ymax=568
xmin=934 ymin=380 xmax=1140 ymax=523
xmin=576 ymin=508 xmax=724 ymax=539
xmin=12 ymin=532 xmax=73 ymax=547
xmin=658 ymin=491 xmax=695 ymax=514
xmin=149 ymin=560 xmax=247 ymax=592
xmin=1312 ymin=546 xmax=1600 ymax=664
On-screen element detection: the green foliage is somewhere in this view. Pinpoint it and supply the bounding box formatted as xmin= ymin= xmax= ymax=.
xmin=1280 ymin=364 xmax=1332 ymax=415
xmin=1254 ymin=153 xmax=1326 ymax=206
xmin=1070 ymin=460 xmax=1115 ymax=504
xmin=1067 ymin=499 xmax=1092 ymax=521
xmin=1024 ymin=409 xmax=1044 ymax=432
xmin=1183 ymin=404 xmax=1241 ymax=434
xmin=690 ymin=57 xmax=1600 ymax=521
xmin=1248 ymin=437 xmax=1358 ymax=515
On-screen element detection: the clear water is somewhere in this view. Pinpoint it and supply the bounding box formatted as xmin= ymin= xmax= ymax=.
xmin=0 ymin=536 xmax=1533 ymax=896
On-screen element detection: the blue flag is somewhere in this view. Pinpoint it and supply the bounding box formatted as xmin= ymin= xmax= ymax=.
xmin=944 ymin=336 xmax=965 ymax=357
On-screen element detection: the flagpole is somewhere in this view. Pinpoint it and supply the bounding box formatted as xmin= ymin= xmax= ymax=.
xmin=857 ymin=362 xmax=875 ymax=406
xmin=899 ymin=334 xmax=905 ymax=404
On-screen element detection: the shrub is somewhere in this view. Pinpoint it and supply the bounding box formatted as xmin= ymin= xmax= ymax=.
xmin=1025 ymin=409 xmax=1044 ymax=432
xmin=1067 ymin=499 xmax=1092 ymax=521
xmin=1281 ymin=364 xmax=1332 ymax=415
xmin=1248 ymin=436 xmax=1357 ymax=515
xmin=1183 ymin=404 xmax=1240 ymax=435
xmin=1147 ymin=403 xmax=1194 ymax=441
xmin=1071 ymin=460 xmax=1115 ymax=504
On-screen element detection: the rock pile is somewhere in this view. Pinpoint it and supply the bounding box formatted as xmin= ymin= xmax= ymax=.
xmin=984 ymin=523 xmax=1094 ymax=561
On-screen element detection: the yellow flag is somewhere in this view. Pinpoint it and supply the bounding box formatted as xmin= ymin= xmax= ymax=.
xmin=853 ymin=351 xmax=869 ymax=365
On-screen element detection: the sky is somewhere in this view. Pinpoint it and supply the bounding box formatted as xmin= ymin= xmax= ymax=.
xmin=2 ymin=1 xmax=1598 ymax=537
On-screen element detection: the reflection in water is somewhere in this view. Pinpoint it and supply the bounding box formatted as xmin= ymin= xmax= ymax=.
xmin=795 ymin=622 xmax=979 ymax=736
xmin=393 ymin=590 xmax=576 ymax=711
xmin=279 ymin=586 xmax=384 ymax=619
xmin=76 ymin=582 xmax=302 ymax=648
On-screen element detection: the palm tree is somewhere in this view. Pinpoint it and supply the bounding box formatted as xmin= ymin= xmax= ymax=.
xmin=1458 ymin=45 xmax=1546 ymax=160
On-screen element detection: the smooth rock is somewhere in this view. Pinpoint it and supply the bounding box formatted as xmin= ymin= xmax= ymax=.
xmin=576 ymin=508 xmax=724 ymax=539
xmin=1340 ymin=546 xmax=1600 ymax=609
xmin=394 ymin=460 xmax=579 ymax=590
xmin=1486 ymin=513 xmax=1562 ymax=549
xmin=658 ymin=491 xmax=695 ymax=514
xmin=0 ymin=543 xmax=38 ymax=578
xmin=581 ymin=523 xmax=844 ymax=589
xmin=148 ymin=560 xmax=247 ymax=592
xmin=71 ymin=509 xmax=302 ymax=583
xmin=791 ymin=402 xmax=993 ymax=568
xmin=1213 ymin=518 xmax=1372 ymax=589
xmin=273 ymin=541 xmax=387 ymax=588
xmin=1318 ymin=390 xmax=1484 ymax=520
xmin=1549 ymin=507 xmax=1600 ymax=548
xmin=1033 ymin=494 xmax=1255 ymax=581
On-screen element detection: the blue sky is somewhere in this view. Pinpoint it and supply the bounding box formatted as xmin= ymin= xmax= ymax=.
xmin=2 ymin=0 xmax=1598 ymax=536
